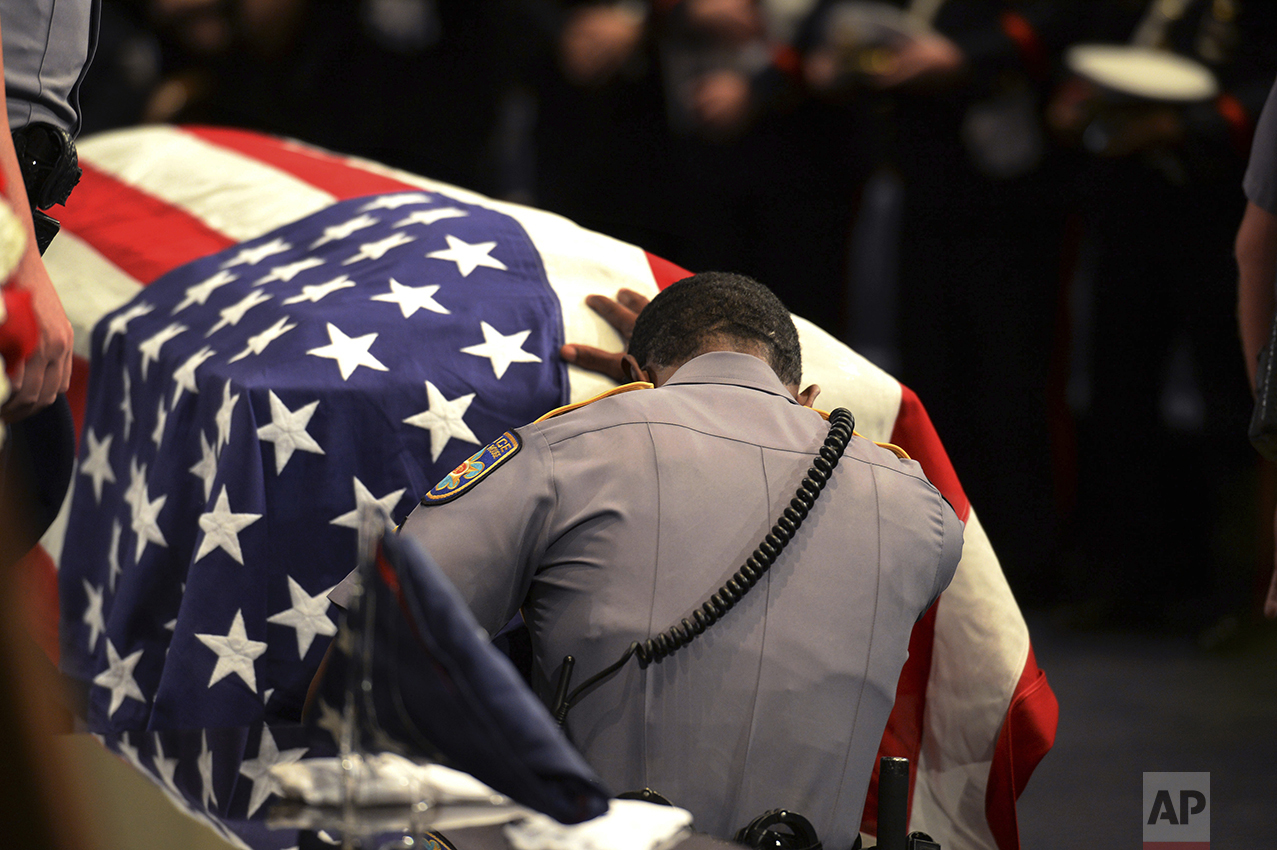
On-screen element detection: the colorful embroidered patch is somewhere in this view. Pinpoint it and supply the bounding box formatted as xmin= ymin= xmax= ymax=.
xmin=421 ymin=431 xmax=522 ymax=505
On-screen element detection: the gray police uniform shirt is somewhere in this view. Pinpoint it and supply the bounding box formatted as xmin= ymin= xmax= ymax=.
xmin=399 ymin=351 xmax=963 ymax=848
xmin=2 ymin=0 xmax=99 ymax=134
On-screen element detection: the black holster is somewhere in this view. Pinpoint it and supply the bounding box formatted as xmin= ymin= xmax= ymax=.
xmin=11 ymin=122 xmax=82 ymax=254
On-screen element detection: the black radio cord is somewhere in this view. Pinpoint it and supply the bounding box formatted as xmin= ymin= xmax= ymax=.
xmin=551 ymin=408 xmax=855 ymax=726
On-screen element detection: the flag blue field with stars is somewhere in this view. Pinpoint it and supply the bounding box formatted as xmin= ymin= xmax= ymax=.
xmin=93 ymin=724 xmax=320 ymax=850
xmin=60 ymin=190 xmax=569 ymax=734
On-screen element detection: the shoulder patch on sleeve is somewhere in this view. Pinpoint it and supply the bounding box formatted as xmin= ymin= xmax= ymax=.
xmin=421 ymin=431 xmax=522 ymax=505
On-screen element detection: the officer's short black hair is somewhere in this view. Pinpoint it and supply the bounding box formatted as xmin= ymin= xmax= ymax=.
xmin=627 ymin=272 xmax=802 ymax=386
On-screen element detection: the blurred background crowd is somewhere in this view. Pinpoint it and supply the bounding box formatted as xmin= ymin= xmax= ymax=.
xmin=79 ymin=0 xmax=1277 ymax=638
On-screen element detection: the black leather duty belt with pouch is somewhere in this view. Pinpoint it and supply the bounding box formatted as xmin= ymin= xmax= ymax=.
xmin=12 ymin=121 xmax=82 ymax=255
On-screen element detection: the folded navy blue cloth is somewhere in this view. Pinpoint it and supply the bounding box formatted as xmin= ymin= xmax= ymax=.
xmin=315 ymin=526 xmax=610 ymax=825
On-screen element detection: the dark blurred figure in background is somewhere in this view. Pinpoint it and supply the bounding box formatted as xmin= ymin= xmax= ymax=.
xmin=1051 ymin=0 xmax=1277 ymax=633
xmin=115 ymin=0 xmax=537 ymax=197
xmin=658 ymin=0 xmax=868 ymax=332
xmin=797 ymin=0 xmax=1083 ymax=605
xmin=533 ymin=0 xmax=867 ymax=334
xmin=529 ymin=2 xmax=682 ymax=259
xmin=77 ymin=1 xmax=160 ymax=133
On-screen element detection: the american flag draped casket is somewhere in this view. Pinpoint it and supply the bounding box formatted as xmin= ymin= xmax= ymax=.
xmin=42 ymin=126 xmax=1056 ymax=850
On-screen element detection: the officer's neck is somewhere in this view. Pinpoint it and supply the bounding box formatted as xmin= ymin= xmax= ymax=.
xmin=623 ymin=347 xmax=820 ymax=407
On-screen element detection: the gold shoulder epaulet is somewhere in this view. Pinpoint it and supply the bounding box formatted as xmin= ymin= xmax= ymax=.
xmin=870 ymin=440 xmax=910 ymax=460
xmin=812 ymin=407 xmax=910 ymax=460
xmin=535 ymin=382 xmax=654 ymax=422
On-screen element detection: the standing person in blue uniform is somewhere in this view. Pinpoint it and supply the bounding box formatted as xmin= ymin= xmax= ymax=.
xmin=136 ymin=0 xmax=528 ymax=198
xmin=392 ymin=272 xmax=963 ymax=848
xmin=529 ymin=0 xmax=871 ymax=334
xmin=657 ymin=0 xmax=869 ymax=334
xmin=0 ymin=0 xmax=97 ymax=553
xmin=526 ymin=1 xmax=684 ymax=262
xmin=797 ymin=0 xmax=1083 ymax=605
xmin=1055 ymin=0 xmax=1277 ymax=630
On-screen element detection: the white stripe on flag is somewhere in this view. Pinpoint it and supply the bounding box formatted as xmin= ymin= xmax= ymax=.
xmin=78 ymin=127 xmax=337 ymax=242
xmin=44 ymin=231 xmax=144 ymax=359
xmin=910 ymin=509 xmax=1029 ymax=850
xmin=75 ymin=130 xmax=671 ymax=407
xmin=794 ymin=316 xmax=903 ymax=443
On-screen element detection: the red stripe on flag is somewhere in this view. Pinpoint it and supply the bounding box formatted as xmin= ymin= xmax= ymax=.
xmin=184 ymin=126 xmax=421 ymax=199
xmin=860 ymin=384 xmax=969 ymax=835
xmin=986 ymin=646 xmax=1060 ymax=850
xmin=889 ymin=384 xmax=969 ymax=522
xmin=861 ymin=602 xmax=938 ymax=836
xmin=17 ymin=544 xmax=60 ymax=665
xmin=69 ymin=355 xmax=89 ymax=442
xmin=646 ymin=252 xmax=692 ymax=290
xmin=60 ymin=165 xmax=235 ymax=284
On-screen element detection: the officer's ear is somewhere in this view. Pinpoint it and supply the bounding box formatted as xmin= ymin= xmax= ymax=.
xmin=796 ymin=383 xmax=821 ymax=408
xmin=621 ymin=353 xmax=652 ymax=385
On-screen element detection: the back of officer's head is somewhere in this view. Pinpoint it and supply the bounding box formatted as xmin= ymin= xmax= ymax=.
xmin=627 ymin=272 xmax=801 ymax=386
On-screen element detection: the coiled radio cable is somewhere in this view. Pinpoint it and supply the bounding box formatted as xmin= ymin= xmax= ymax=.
xmin=551 ymin=408 xmax=855 ymax=726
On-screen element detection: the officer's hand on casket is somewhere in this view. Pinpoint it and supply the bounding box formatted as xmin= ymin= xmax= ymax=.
xmin=559 ymin=288 xmax=650 ymax=382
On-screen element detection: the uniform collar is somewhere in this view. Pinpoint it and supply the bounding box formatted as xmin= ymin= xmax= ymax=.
xmin=660 ymin=351 xmax=799 ymax=404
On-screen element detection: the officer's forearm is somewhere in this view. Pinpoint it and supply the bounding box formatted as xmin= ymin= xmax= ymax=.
xmin=1236 ymin=200 xmax=1277 ymax=390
